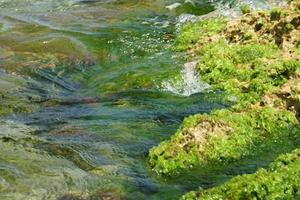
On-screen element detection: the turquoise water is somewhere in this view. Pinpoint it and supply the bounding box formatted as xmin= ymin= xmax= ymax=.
xmin=0 ymin=0 xmax=277 ymax=199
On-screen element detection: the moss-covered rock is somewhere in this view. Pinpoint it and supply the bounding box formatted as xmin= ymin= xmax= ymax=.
xmin=174 ymin=19 xmax=226 ymax=51
xmin=240 ymin=4 xmax=251 ymax=14
xmin=176 ymin=3 xmax=300 ymax=110
xmin=196 ymin=40 xmax=299 ymax=109
xmin=181 ymin=148 xmax=300 ymax=200
xmin=149 ymin=107 xmax=298 ymax=175
xmin=149 ymin=0 xmax=300 ymax=177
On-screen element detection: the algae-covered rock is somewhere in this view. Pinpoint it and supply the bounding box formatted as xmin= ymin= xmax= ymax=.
xmin=149 ymin=0 xmax=300 ymax=176
xmin=262 ymin=77 xmax=300 ymax=120
xmin=0 ymin=19 xmax=95 ymax=73
xmin=174 ymin=3 xmax=300 ymax=109
xmin=240 ymin=4 xmax=251 ymax=14
xmin=181 ymin=148 xmax=300 ymax=200
xmin=224 ymin=6 xmax=300 ymax=50
xmin=0 ymin=120 xmax=94 ymax=200
xmin=0 ymin=91 xmax=37 ymax=116
xmin=0 ymin=36 xmax=96 ymax=72
xmin=149 ymin=107 xmax=298 ymax=175
xmin=174 ymin=18 xmax=226 ymax=51
xmin=0 ymin=18 xmax=97 ymax=117
xmin=0 ymin=119 xmax=132 ymax=200
xmin=60 ymin=188 xmax=124 ymax=200
xmin=195 ymin=40 xmax=300 ymax=109
xmin=0 ymin=70 xmax=38 ymax=116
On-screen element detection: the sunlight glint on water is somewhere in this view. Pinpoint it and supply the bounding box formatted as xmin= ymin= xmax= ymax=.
xmin=161 ymin=61 xmax=210 ymax=96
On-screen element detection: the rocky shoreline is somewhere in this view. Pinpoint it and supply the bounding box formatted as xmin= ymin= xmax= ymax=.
xmin=149 ymin=0 xmax=300 ymax=199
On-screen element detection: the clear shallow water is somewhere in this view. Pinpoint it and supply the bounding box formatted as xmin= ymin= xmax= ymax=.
xmin=0 ymin=0 xmax=280 ymax=199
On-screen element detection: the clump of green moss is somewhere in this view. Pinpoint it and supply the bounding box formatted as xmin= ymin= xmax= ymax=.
xmin=149 ymin=107 xmax=298 ymax=175
xmin=196 ymin=40 xmax=299 ymax=109
xmin=270 ymin=8 xmax=282 ymax=21
xmin=283 ymin=23 xmax=295 ymax=33
xmin=174 ymin=19 xmax=226 ymax=51
xmin=181 ymin=148 xmax=300 ymax=200
xmin=240 ymin=4 xmax=251 ymax=14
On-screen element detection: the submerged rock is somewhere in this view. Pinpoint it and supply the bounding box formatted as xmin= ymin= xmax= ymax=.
xmin=0 ymin=70 xmax=38 ymax=116
xmin=0 ymin=18 xmax=96 ymax=73
xmin=59 ymin=188 xmax=123 ymax=200
xmin=0 ymin=120 xmax=93 ymax=200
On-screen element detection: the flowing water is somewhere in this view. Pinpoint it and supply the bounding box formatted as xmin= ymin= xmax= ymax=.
xmin=0 ymin=0 xmax=281 ymax=199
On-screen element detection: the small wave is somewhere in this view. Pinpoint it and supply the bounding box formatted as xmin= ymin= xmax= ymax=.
xmin=160 ymin=61 xmax=210 ymax=96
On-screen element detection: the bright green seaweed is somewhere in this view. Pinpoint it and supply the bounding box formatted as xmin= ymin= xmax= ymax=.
xmin=149 ymin=107 xmax=298 ymax=175
xmin=181 ymin=148 xmax=300 ymax=200
xmin=174 ymin=19 xmax=226 ymax=51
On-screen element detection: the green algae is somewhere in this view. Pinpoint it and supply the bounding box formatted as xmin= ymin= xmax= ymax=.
xmin=240 ymin=4 xmax=251 ymax=14
xmin=0 ymin=121 xmax=90 ymax=200
xmin=149 ymin=38 xmax=300 ymax=175
xmin=0 ymin=73 xmax=38 ymax=116
xmin=174 ymin=19 xmax=226 ymax=51
xmin=0 ymin=120 xmax=135 ymax=200
xmin=0 ymin=20 xmax=96 ymax=73
xmin=149 ymin=107 xmax=298 ymax=175
xmin=181 ymin=148 xmax=300 ymax=200
xmin=60 ymin=187 xmax=124 ymax=200
xmin=176 ymin=15 xmax=300 ymax=108
xmin=78 ymin=30 xmax=183 ymax=95
xmin=0 ymin=93 xmax=37 ymax=116
xmin=0 ymin=87 xmax=38 ymax=116
xmin=196 ymin=40 xmax=299 ymax=109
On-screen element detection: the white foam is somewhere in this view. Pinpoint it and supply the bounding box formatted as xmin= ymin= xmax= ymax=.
xmin=166 ymin=3 xmax=182 ymax=11
xmin=161 ymin=61 xmax=210 ymax=96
